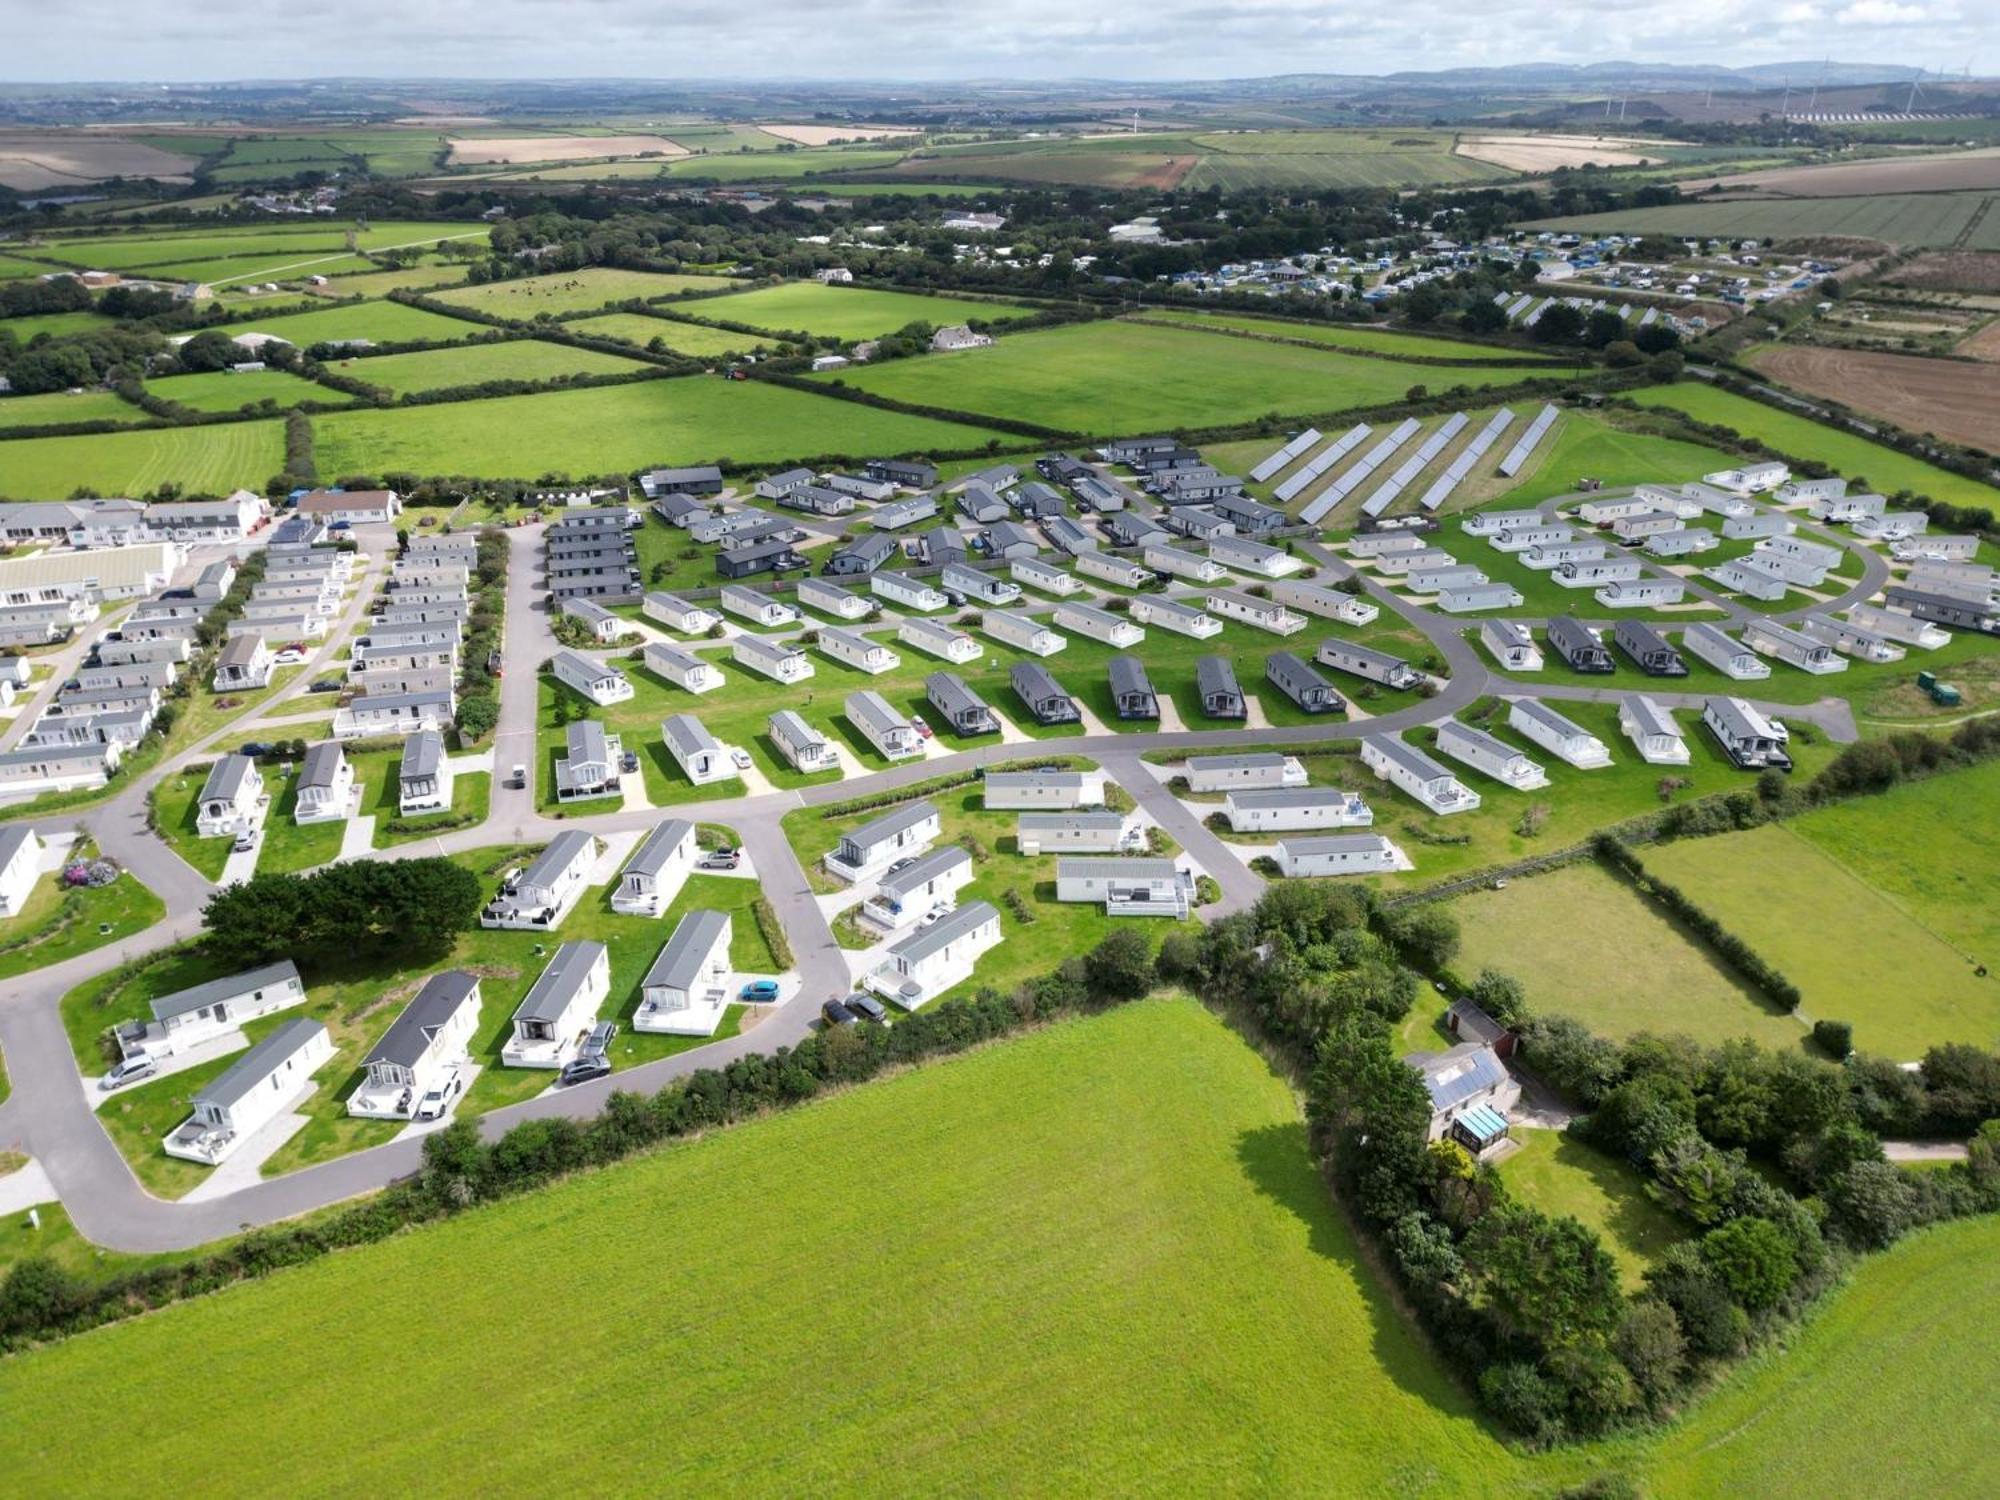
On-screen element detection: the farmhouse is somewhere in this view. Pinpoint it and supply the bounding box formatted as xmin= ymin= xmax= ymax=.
xmin=1010 ymin=662 xmax=1080 ymax=724
xmin=1408 ymin=1043 xmax=1521 ymax=1158
xmin=1435 ymin=719 xmax=1549 ymax=790
xmin=733 ymin=634 xmax=814 ymax=685
xmin=1018 ymin=812 xmax=1132 ymax=856
xmin=195 ymin=754 xmax=264 ymax=839
xmin=643 ymin=592 xmax=720 ymax=634
xmin=866 ymin=900 xmax=1003 ymax=1009
xmin=550 ymin=648 xmax=634 ymax=706
xmin=503 ymin=941 xmax=609 ymax=1068
xmin=1360 ymin=734 xmax=1481 ymax=815
xmin=1613 ymin=620 xmax=1687 ymax=677
xmin=1130 ymin=596 xmax=1221 ymax=638
xmin=1619 ymin=694 xmax=1689 ymax=766
xmin=927 ymin=672 xmax=1000 ymax=735
xmin=347 ymin=973 xmax=481 ymax=1121
xmin=985 ymin=609 xmax=1065 ymax=657
xmin=1743 ymin=618 xmax=1847 ymax=674
xmin=634 ymin=910 xmax=736 ymax=1036
xmin=164 ymin=1019 xmax=333 ymax=1167
xmin=900 ymin=615 xmax=982 ymax=664
xmin=642 ymin=641 xmax=723 ymax=695
xmin=719 ymin=585 xmax=798 ymax=629
xmin=864 ymin=846 xmax=973 ymax=932
xmin=1273 ymin=834 xmax=1405 ymax=878
xmin=1682 ymin=621 xmax=1770 ymax=679
xmin=1194 ymin=656 xmax=1246 ymax=719
xmin=1705 ymin=557 xmax=1790 ymax=601
xmin=1267 ymin=578 xmax=1378 ymax=625
xmin=1108 ymin=655 xmax=1158 ymax=719
xmin=1074 ymin=552 xmax=1151 ymax=590
xmin=662 ymin=713 xmax=735 ymax=786
xmin=1185 ymin=752 xmax=1306 ymax=794
xmin=613 ymin=819 xmax=697 ymax=917
xmin=1480 ymin=618 xmax=1543 ymax=672
xmin=1265 ymin=652 xmax=1343 ymax=714
xmin=1799 ymin=612 xmax=1902 ymax=663
xmin=398 ymin=729 xmax=455 ymax=815
xmin=846 ymin=690 xmax=924 ymax=760
xmin=984 ymin=768 xmax=1106 ymax=810
xmin=1045 ymin=602 xmax=1135 ymax=645
xmin=1055 ymin=858 xmax=1192 ymax=918
xmin=828 ymin=801 xmax=941 ymax=885
xmin=872 ymin=572 xmax=948 ymax=613
xmin=1703 ymin=697 xmax=1792 ymax=771
xmin=1222 ymin=786 xmax=1372 ymax=833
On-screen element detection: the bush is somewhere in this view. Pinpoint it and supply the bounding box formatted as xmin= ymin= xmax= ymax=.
xmin=1812 ymin=1018 xmax=1853 ymax=1060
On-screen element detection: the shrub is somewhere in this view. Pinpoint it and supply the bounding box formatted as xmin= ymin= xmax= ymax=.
xmin=1000 ymin=886 xmax=1035 ymax=924
xmin=1812 ymin=1018 xmax=1853 ymax=1060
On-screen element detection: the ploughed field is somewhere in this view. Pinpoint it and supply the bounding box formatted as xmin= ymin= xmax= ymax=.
xmin=1744 ymin=344 xmax=2000 ymax=452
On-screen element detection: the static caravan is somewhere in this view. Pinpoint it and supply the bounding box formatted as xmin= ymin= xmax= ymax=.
xmin=347 ymin=973 xmax=481 ymax=1122
xmin=863 ymin=846 xmax=974 ymax=932
xmin=1405 ymin=565 xmax=1490 ymax=595
xmin=1273 ymin=834 xmax=1405 ymax=878
xmin=1209 ymin=534 xmax=1301 ymax=579
xmin=1434 ymin=719 xmax=1548 ymax=791
xmin=1799 ymin=612 xmax=1903 ymax=663
xmin=940 ymin=563 xmax=1021 ymax=607
xmin=1722 ymin=512 xmax=1792 ymax=541
xmin=985 ymin=609 xmax=1066 ymax=657
xmin=1758 ymin=534 xmax=1842 ymax=571
xmin=1705 ymin=557 xmax=1790 ymax=601
xmin=1884 ymin=586 xmax=2000 ymax=633
xmin=553 ymin=719 xmax=621 ymax=804
xmin=866 ymin=901 xmax=1003 ymax=1009
xmin=1184 ymin=752 xmax=1306 ymax=794
xmin=1704 ymin=697 xmax=1792 ymax=771
xmin=1054 ymin=858 xmax=1191 ymax=918
xmin=1012 ymin=557 xmax=1079 ymax=596
xmin=1439 ymin=581 xmax=1524 ymax=614
xmin=1194 ymin=656 xmax=1246 ymax=719
xmin=819 ymin=626 xmax=900 ymax=675
xmin=1074 ymin=552 xmax=1151 ymax=590
xmin=1208 ymin=588 xmax=1306 ymax=635
xmin=1462 ymin=508 xmax=1544 ymax=537
xmin=872 ymin=572 xmax=948 ymax=613
xmin=1372 ymin=547 xmax=1455 ymax=577
xmin=1596 ymin=579 xmax=1687 ymax=609
xmin=1611 ymin=510 xmax=1683 ymax=542
xmin=634 ymin=911 xmax=736 ymax=1036
xmin=1347 ymin=531 xmax=1429 ymax=559
xmin=1481 ymin=618 xmax=1543 ymax=671
xmin=1854 ymin=510 xmax=1928 ymax=543
xmin=983 ymin=769 xmax=1106 ymax=811
xmin=1359 ymin=735 xmax=1480 ymax=815
xmin=550 ymin=649 xmax=634 ymax=707
xmin=1130 ymin=596 xmax=1220 ymax=639
xmin=1507 ymin=699 xmax=1612 ymax=769
xmin=845 ymin=690 xmax=923 ymax=760
xmin=827 ymin=801 xmax=940 ymax=884
xmin=733 ymin=634 xmax=814 ymax=685
xmin=1053 ymin=602 xmax=1143 ymax=648
xmin=1017 ymin=812 xmax=1130 ymax=856
xmin=927 ymin=673 xmax=1000 ymax=736
xmin=164 ymin=1019 xmax=333 ymax=1166
xmin=661 ymin=713 xmax=736 ymax=787
xmin=1010 ymin=662 xmax=1080 ymax=725
xmin=769 ymin=710 xmax=839 ymax=773
xmin=1743 ymin=618 xmax=1847 ymax=674
xmin=1488 ymin=524 xmax=1571 ymax=554
xmin=1682 ymin=622 xmax=1770 ymax=680
xmin=1267 ymin=577 xmax=1378 ymax=626
xmin=719 ymin=585 xmax=799 ymax=629
xmin=1524 ymin=540 xmax=1607 ymax=571
xmin=1222 ymin=786 xmax=1373 ymax=834
xmin=399 ymin=730 xmax=456 ymax=814
xmin=480 ymin=831 xmax=601 ymax=932
xmin=796 ymin=576 xmax=872 ymax=621
xmin=1556 ymin=557 xmax=1643 ymax=589
xmin=642 ymin=641 xmax=723 ymax=695
xmin=1619 ymin=695 xmax=1689 ymax=766
xmin=1576 ymin=495 xmax=1653 ymax=525
xmin=1144 ymin=544 xmax=1225 ymax=584
xmin=1264 ymin=652 xmax=1343 ymax=714
xmin=1846 ymin=602 xmax=1949 ymax=650
xmin=1108 ymin=655 xmax=1159 ymax=720
xmin=1612 ymin=620 xmax=1687 ymax=677
xmin=1315 ymin=639 xmax=1421 ymax=690
xmin=612 ymin=819 xmax=697 ymax=917
xmin=1894 ymin=534 xmax=1979 ymax=564
xmin=1547 ymin=617 xmax=1614 ymax=674
xmin=1644 ymin=527 xmax=1718 ymax=558
xmin=900 ymin=615 xmax=982 ymax=664
xmin=293 ymin=742 xmax=354 ymax=826
xmin=115 ymin=960 xmax=306 ymax=1063
xmin=503 ymin=942 xmax=609 ymax=1068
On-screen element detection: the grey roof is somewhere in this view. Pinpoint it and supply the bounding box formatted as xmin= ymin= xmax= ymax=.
xmin=217 ymin=635 xmax=265 ymax=668
xmin=1408 ymin=1042 xmax=1510 ymax=1112
xmin=1319 ymin=640 xmax=1407 ymax=672
xmin=645 ymin=641 xmax=709 ymax=677
xmin=1195 ymin=656 xmax=1240 ymax=698
xmin=846 ymin=689 xmax=907 ymax=739
xmin=1277 ymin=834 xmax=1390 ymax=857
xmin=845 ymin=799 xmax=939 ymax=853
xmin=888 ymin=900 xmax=999 ymax=965
xmin=834 ymin=532 xmax=897 ymax=565
xmin=562 ymin=597 xmax=616 ymax=622
xmin=1188 ymin=752 xmax=1286 ymax=773
xmin=194 ymin=1018 xmax=327 ymax=1110
xmin=512 ymin=940 xmax=607 ymax=1024
xmin=1437 ymin=719 xmax=1524 ymax=764
xmin=1010 ymin=660 xmax=1071 ymax=704
xmin=1365 ymin=734 xmax=1453 ymax=783
xmin=1021 ymin=811 xmax=1124 ymax=831
xmin=1108 ymin=654 xmax=1154 ymax=699
xmin=519 ymin=830 xmax=597 ymax=891
xmin=1484 ymin=618 xmax=1534 ymax=649
xmin=400 ymin=729 xmax=444 ymax=781
xmin=1621 ymin=694 xmax=1679 ymax=739
xmin=625 ymin=819 xmax=695 ymax=879
xmin=662 ymin=712 xmax=720 ymax=759
xmin=1057 ymin=856 xmax=1179 ymax=881
xmin=1511 ymin=698 xmax=1590 ymax=740
xmin=645 ymin=591 xmax=708 ymax=620
xmin=986 ymin=769 xmax=1089 ymax=792
xmin=1546 ymin=616 xmax=1605 ymax=657
xmin=643 ymin=909 xmax=731 ymax=993
xmin=877 ymin=845 xmax=972 ymax=902
xmin=365 ymin=971 xmax=480 ymax=1070
xmin=736 ymin=633 xmax=802 ymax=668
xmin=926 ymin=671 xmax=987 ymax=717
xmin=1705 ymin=696 xmax=1771 ymax=739
xmin=564 ymin=719 xmax=610 ymax=766
xmin=550 ymin=648 xmax=616 ymax=682
xmin=199 ymin=754 xmax=257 ymax=804
xmin=1229 ymin=787 xmax=1354 ymax=810
xmin=770 ymin=709 xmax=828 ymax=752
xmin=0 ymin=825 xmax=35 ymax=870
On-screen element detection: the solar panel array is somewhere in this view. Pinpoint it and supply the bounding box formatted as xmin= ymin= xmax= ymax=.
xmin=1506 ymin=294 xmax=1533 ymax=319
xmin=1496 ymin=403 xmax=1561 ymax=478
xmin=1249 ymin=428 xmax=1323 ymax=484
xmin=1523 ymin=298 xmax=1554 ymax=327
xmin=1417 ymin=407 xmax=1517 ymax=511
xmin=1273 ymin=423 xmax=1371 ymax=503
xmin=1300 ymin=418 xmax=1421 ymax=524
xmin=1360 ymin=412 xmax=1470 ymax=518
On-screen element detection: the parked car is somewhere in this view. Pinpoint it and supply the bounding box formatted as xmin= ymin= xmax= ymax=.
xmin=582 ymin=1020 xmax=618 ymax=1054
xmin=239 ymin=741 xmax=274 ymax=758
xmin=909 ymin=716 xmax=933 ymax=740
xmin=920 ymin=903 xmax=955 ymax=926
xmin=698 ymin=850 xmax=739 ymax=871
xmin=308 ymin=679 xmax=341 ymax=694
xmin=739 ymin=979 xmax=781 ymax=1003
xmin=100 ymin=1054 xmax=158 ymax=1091
xmin=844 ymin=994 xmax=888 ymax=1024
xmin=414 ymin=1071 xmax=463 ymax=1120
xmin=232 ymin=831 xmax=258 ymax=853
xmin=730 ymin=747 xmax=753 ymax=771
xmin=821 ymin=998 xmax=858 ymax=1027
xmin=559 ymin=1053 xmax=612 ymax=1086
xmin=620 ymin=750 xmax=640 ymax=774
xmin=271 ymin=647 xmax=307 ymax=666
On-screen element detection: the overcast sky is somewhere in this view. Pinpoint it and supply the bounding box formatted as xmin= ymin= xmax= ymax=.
xmin=0 ymin=0 xmax=1983 ymax=83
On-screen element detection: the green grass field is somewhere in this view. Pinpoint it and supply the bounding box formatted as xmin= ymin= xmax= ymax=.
xmin=0 ymin=309 xmax=117 ymax=340
xmin=235 ymin=299 xmax=487 ymax=348
xmin=1473 ymin=408 xmax=1741 ymax=508
xmin=690 ymin=281 xmax=1038 ymax=341
xmin=561 ymin=312 xmax=778 ymax=357
xmin=307 ymin=265 xmax=471 ymax=299
xmin=1627 ymin=382 xmax=2000 ymax=515
xmin=1497 ymin=1131 xmax=1689 ymax=1290
xmin=147 ymin=768 xmax=237 ymax=882
xmin=818 ymin=319 xmax=1557 ymax=436
xmin=1136 ymin=309 xmax=1560 ymax=364
xmin=144 ymin=367 xmax=347 ymax=413
xmin=1643 ymin=821 xmax=2000 ymax=1059
xmin=310 ymin=377 xmax=1006 ymax=479
xmin=428 ymin=268 xmax=737 ymax=319
xmin=0 ymin=997 xmax=1577 ymax=1494
xmin=0 ymin=861 xmax=164 ymax=983
xmin=1450 ymin=860 xmax=1805 ymax=1049
xmin=336 ymin=338 xmax=654 ymax=395
xmin=0 ymin=388 xmax=143 ymax=431
xmin=252 ymin=774 xmax=349 ymax=877
xmin=0 ymin=418 xmax=285 ymax=498
xmin=661 ymin=145 xmax=912 ymax=182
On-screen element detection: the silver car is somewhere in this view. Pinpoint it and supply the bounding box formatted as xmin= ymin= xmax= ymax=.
xmin=100 ymin=1054 xmax=158 ymax=1091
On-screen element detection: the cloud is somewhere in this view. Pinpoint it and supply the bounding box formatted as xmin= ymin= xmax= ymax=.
xmin=1836 ymin=0 xmax=1932 ymax=21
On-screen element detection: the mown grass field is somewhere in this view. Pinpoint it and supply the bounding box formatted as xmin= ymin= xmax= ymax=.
xmin=1643 ymin=821 xmax=2000 ymax=1059
xmin=309 ymin=377 xmax=1006 ymax=478
xmin=0 ymin=388 xmax=143 ymax=430
xmin=338 ymin=338 xmax=654 ymax=395
xmin=1497 ymin=1131 xmax=1689 ymax=1290
xmin=691 ymin=281 xmax=1037 ymax=341
xmin=428 ymin=267 xmax=737 ymax=319
xmin=308 ymin=265 xmax=471 ymax=299
xmin=1626 ymin=381 xmax=2000 ymax=513
xmin=0 ymin=861 xmax=164 ymax=983
xmin=562 ymin=312 xmax=778 ymax=357
xmin=144 ymin=367 xmax=347 ymax=413
xmin=0 ymin=418 xmax=285 ymax=498
xmin=236 ymin=298 xmax=485 ymax=347
xmin=1136 ymin=308 xmax=1565 ymax=363
xmin=1460 ymin=407 xmax=1739 ymax=509
xmin=1450 ymin=860 xmax=1805 ymax=1050
xmin=0 ymin=997 xmax=1581 ymax=1495
xmin=818 ymin=318 xmax=1558 ymax=435
xmin=0 ymin=308 xmax=117 ymax=340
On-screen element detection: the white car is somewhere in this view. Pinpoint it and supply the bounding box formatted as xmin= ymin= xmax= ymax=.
xmin=730 ymin=747 xmax=753 ymax=771
xmin=414 ymin=1071 xmax=464 ymax=1121
xmin=100 ymin=1054 xmax=158 ymax=1091
xmin=271 ymin=648 xmax=308 ymax=666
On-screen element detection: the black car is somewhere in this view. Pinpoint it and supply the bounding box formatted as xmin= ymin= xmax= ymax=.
xmin=821 ymin=999 xmax=858 ymax=1028
xmin=239 ymin=741 xmax=274 ymax=758
xmin=844 ymin=994 xmax=888 ymax=1024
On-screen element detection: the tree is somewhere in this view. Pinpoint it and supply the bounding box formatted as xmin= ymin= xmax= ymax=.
xmin=1826 ymin=1159 xmax=1922 ymax=1249
xmin=1582 ymin=309 xmax=1627 ymax=348
xmin=1811 ymin=1019 xmax=1853 ymax=1060
xmin=1613 ymin=1298 xmax=1686 ymax=1398
xmin=1384 ymin=903 xmax=1459 ymax=972
xmin=1460 ymin=300 xmax=1508 ymax=335
xmin=1602 ymin=339 xmax=1644 ymax=368
xmin=177 ymin=328 xmax=241 ymax=372
xmin=1479 ymin=1361 xmax=1565 ymax=1443
xmin=1633 ymin=321 xmax=1681 ymax=355
xmin=1466 ymin=969 xmax=1526 ymax=1025
xmin=1699 ymin=1216 xmax=1796 ymax=1309
xmin=1532 ymin=302 xmax=1586 ymax=345
xmin=1464 ymin=1204 xmax=1625 ymax=1349
xmin=1083 ymin=928 xmax=1153 ymax=1001
xmin=0 ymin=1257 xmax=81 ymax=1335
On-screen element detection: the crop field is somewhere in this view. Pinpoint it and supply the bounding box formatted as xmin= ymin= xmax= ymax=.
xmin=1454 ymin=132 xmax=1665 ymax=171
xmin=561 ymin=312 xmax=778 ymax=357
xmin=1626 ymin=382 xmax=2000 ymax=512
xmin=0 ymin=130 xmax=198 ymax=191
xmin=661 ymin=146 xmax=912 ymax=182
xmin=0 ymin=388 xmax=143 ymax=431
xmin=1688 ymin=146 xmax=2000 ymax=198
xmin=1135 ymin=308 xmax=1562 ymax=363
xmin=0 ymin=418 xmax=284 ymax=498
xmin=1497 ymin=1131 xmax=1688 ymax=1289
xmin=145 ymin=368 xmax=347 ymax=413
xmin=337 ymin=338 xmax=654 ymax=395
xmin=1451 ymin=861 xmax=1805 ymax=1049
xmin=690 ymin=281 xmax=1037 ymax=342
xmin=1522 ymin=192 xmax=1999 ymax=251
xmin=1745 ymin=345 xmax=2000 ymax=451
xmin=446 ymin=134 xmax=686 ymax=166
xmin=481 ymin=159 xmax=681 ymax=182
xmin=428 ymin=267 xmax=738 ymax=319
xmin=816 ymin=319 xmax=1557 ymax=435
xmin=235 ymin=298 xmax=486 ymax=348
xmin=309 ymin=377 xmax=1006 ymax=479
xmin=1643 ymin=822 xmax=2000 ymax=1059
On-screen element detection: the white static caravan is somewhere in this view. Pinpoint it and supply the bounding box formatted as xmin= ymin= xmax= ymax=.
xmin=1207 ymin=588 xmax=1306 ymax=636
xmin=1359 ymin=735 xmax=1481 ymax=816
xmin=1894 ymin=534 xmax=1980 ymax=564
xmin=1488 ymin=525 xmax=1572 ymax=554
xmin=1644 ymin=527 xmax=1718 ymax=558
xmin=1682 ymin=622 xmax=1771 ymax=680
xmin=1074 ymin=552 xmax=1151 ymax=590
xmin=1051 ymin=602 xmax=1143 ymax=648
xmin=1799 ymin=613 xmax=1903 ymax=663
xmin=1266 ymin=577 xmax=1379 ymax=626
xmin=1507 ymin=699 xmax=1612 ymax=769
xmin=1462 ymin=508 xmax=1544 ymax=537
xmin=983 ymin=609 xmax=1066 ymax=657
xmin=1524 ymin=540 xmax=1606 ymax=571
xmin=1556 ymin=557 xmax=1644 ymax=590
xmin=1439 ymin=582 xmax=1525 ymax=615
xmin=642 ymin=641 xmax=723 ymax=695
xmin=1221 ymin=786 xmax=1372 ymax=834
xmin=1129 ymin=595 xmax=1221 ymax=639
xmin=1054 ymin=857 xmax=1191 ymax=919
xmin=1404 ymin=565 xmax=1490 ymax=595
xmin=796 ymin=576 xmax=872 ymax=621
xmin=866 ymin=901 xmax=1003 ymax=1010
xmin=733 ymin=633 xmax=815 ymax=685
xmin=899 ymin=615 xmax=982 ymax=664
xmin=1480 ymin=618 xmax=1543 ymax=672
xmin=1012 ymin=556 xmax=1080 ymax=596
xmin=819 ymin=626 xmax=901 ymax=675
xmin=1743 ymin=618 xmax=1848 ymax=675
xmin=347 ymin=972 xmax=481 ymax=1122
xmin=769 ymin=710 xmax=839 ymax=774
xmin=940 ymin=562 xmax=1022 ymax=607
xmin=550 ymin=649 xmax=634 ymax=707
xmin=1722 ymin=512 xmax=1793 ymax=541
xmin=983 ymin=768 xmax=1107 ymax=811
xmin=164 ymin=1019 xmax=334 ymax=1167
xmin=1433 ymin=719 xmax=1549 ymax=791
xmin=1144 ymin=544 xmax=1226 ymax=584
xmin=1575 ymin=495 xmax=1653 ymax=525
xmin=612 ymin=819 xmax=698 ymax=917
xmin=1611 ymin=510 xmax=1683 ymax=543
xmin=1016 ymin=811 xmax=1133 ymax=856
xmin=1184 ymin=752 xmax=1307 ymax=795
xmin=871 ymin=571 xmax=948 ymax=613
xmin=1371 ymin=547 xmax=1455 ymax=577
xmin=826 ymin=801 xmax=941 ymax=884
xmin=845 ymin=690 xmax=923 ymax=761
xmin=1705 ymin=557 xmax=1790 ymax=601
xmin=115 ymin=960 xmax=306 ymax=1063
xmin=1273 ymin=834 xmax=1406 ymax=878
xmin=661 ymin=713 xmax=737 ymax=787
xmin=1209 ymin=534 xmax=1302 ymax=579
xmin=863 ymin=846 xmax=974 ymax=932
xmin=634 ymin=910 xmax=736 ymax=1036
xmin=719 ymin=585 xmax=799 ymax=629
xmin=1619 ymin=695 xmax=1690 ymax=766
xmin=482 ymin=831 xmax=601 ymax=931
xmin=503 ymin=941 xmax=610 ymax=1068
xmin=1595 ymin=579 xmax=1687 ymax=609
xmin=1346 ymin=531 xmax=1428 ymax=559
xmin=1314 ymin=639 xmax=1421 ymax=690
xmin=1845 ymin=602 xmax=1949 ymax=651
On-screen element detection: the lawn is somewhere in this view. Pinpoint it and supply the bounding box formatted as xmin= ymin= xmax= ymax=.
xmin=1136 ymin=308 xmax=1565 ymax=364
xmin=310 ymin=377 xmax=1007 ymax=480
xmin=233 ymin=299 xmax=487 ymax=348
xmin=1627 ymin=382 xmax=2000 ymax=516
xmin=147 ymin=765 xmax=245 ymax=882
xmin=335 ymin=338 xmax=654 ymax=395
xmin=816 ymin=319 xmax=1558 ymax=436
xmin=563 ymin=312 xmax=779 ymax=358
xmin=0 ymin=996 xmax=1574 ymax=1495
xmin=1643 ymin=822 xmax=2000 ymax=1059
xmin=1449 ymin=860 xmax=1805 ymax=1049
xmin=0 ymin=388 xmax=144 ymax=431
xmin=428 ymin=267 xmax=738 ymax=319
xmin=144 ymin=367 xmax=348 ymax=413
xmin=661 ymin=145 xmax=913 ymax=181
xmin=252 ymin=770 xmax=348 ymax=876
xmin=687 ymin=281 xmax=1038 ymax=342
xmin=338 ymin=744 xmax=493 ymax=850
xmin=1496 ymin=1131 xmax=1689 ymax=1290
xmin=0 ymin=855 xmax=164 ymax=982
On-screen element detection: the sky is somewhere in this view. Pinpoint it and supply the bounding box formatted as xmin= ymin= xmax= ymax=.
xmin=0 ymin=0 xmax=1984 ymax=82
